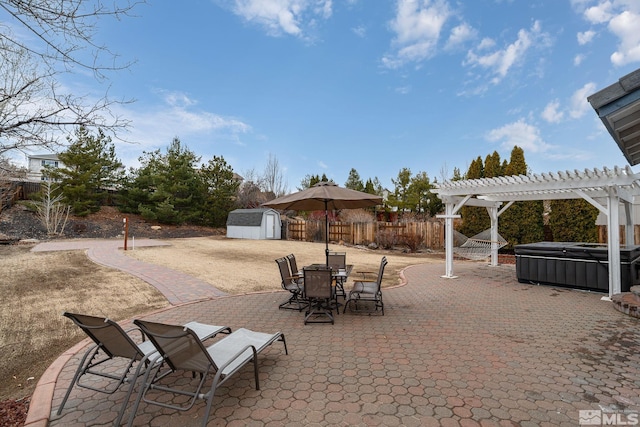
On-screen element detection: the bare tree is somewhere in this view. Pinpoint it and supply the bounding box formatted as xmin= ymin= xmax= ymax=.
xmin=0 ymin=0 xmax=142 ymax=156
xmin=262 ymin=153 xmax=288 ymax=198
xmin=35 ymin=180 xmax=70 ymax=235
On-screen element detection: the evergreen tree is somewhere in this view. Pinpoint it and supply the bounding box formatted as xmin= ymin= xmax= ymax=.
xmin=49 ymin=127 xmax=123 ymax=216
xmin=121 ymin=138 xmax=204 ymax=224
xmin=451 ymin=167 xmax=462 ymax=181
xmin=549 ymin=199 xmax=599 ymax=242
xmin=484 ymin=151 xmax=502 ymax=178
xmin=364 ymin=178 xmax=375 ymax=194
xmin=409 ymin=171 xmax=432 ymax=214
xmin=389 ymin=167 xmax=412 ymax=215
xmin=200 ymin=156 xmax=240 ymax=227
xmin=499 ymin=146 xmax=544 ymax=247
xmin=459 ymin=157 xmax=489 ymax=236
xmin=345 ymin=168 xmax=364 ymax=191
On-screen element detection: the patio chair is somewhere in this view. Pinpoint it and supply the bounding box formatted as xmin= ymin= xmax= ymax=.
xmin=56 ymin=312 xmax=230 ymax=426
xmin=276 ymin=257 xmax=307 ymax=311
xmin=343 ymin=256 xmax=387 ymax=315
xmin=286 ymin=253 xmax=302 ymax=277
xmin=127 ymin=320 xmax=287 ymax=427
xmin=303 ymin=265 xmax=336 ymax=324
xmin=327 ymin=251 xmax=347 ymax=298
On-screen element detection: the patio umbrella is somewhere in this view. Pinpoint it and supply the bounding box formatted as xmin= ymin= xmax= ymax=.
xmin=262 ymin=182 xmax=383 ymax=265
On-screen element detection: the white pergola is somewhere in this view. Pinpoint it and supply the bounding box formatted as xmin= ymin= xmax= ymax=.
xmin=433 ymin=165 xmax=640 ymax=297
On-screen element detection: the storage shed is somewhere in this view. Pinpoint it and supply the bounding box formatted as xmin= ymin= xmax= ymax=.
xmin=226 ymin=208 xmax=281 ymax=240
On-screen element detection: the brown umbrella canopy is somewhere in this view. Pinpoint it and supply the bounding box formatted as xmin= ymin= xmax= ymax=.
xmin=262 ymin=181 xmax=382 ymax=265
xmin=262 ymin=181 xmax=382 ymax=211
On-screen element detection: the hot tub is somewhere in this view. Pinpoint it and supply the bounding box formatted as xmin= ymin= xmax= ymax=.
xmin=514 ymin=242 xmax=640 ymax=292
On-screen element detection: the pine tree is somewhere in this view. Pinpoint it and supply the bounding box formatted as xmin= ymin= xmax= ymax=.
xmin=345 ymin=168 xmax=365 ymax=191
xmin=121 ymin=138 xmax=204 ymax=224
xmin=49 ymin=127 xmax=123 ymax=216
xmin=200 ymin=156 xmax=240 ymax=227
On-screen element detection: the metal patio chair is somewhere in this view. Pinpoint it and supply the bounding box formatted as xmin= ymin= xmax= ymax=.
xmin=276 ymin=256 xmax=307 ymax=310
xmin=343 ymin=256 xmax=388 ymax=315
xmin=303 ymin=265 xmax=336 ymax=324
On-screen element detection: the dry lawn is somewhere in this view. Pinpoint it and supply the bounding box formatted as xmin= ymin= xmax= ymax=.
xmin=0 ymin=236 xmax=442 ymax=402
xmin=123 ymin=237 xmax=441 ymax=294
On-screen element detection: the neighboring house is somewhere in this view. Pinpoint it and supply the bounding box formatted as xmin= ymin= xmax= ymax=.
xmin=27 ymin=154 xmax=63 ymax=181
xmin=226 ymin=208 xmax=281 ymax=240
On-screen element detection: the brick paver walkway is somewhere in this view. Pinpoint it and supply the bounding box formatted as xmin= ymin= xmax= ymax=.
xmin=23 ymin=244 xmax=640 ymax=426
xmin=31 ymin=239 xmax=227 ymax=304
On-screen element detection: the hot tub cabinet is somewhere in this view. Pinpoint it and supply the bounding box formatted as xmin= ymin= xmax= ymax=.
xmin=514 ymin=242 xmax=640 ymax=292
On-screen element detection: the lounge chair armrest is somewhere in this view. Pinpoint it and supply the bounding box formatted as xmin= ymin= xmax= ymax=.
xmin=124 ymin=326 xmax=147 ymax=342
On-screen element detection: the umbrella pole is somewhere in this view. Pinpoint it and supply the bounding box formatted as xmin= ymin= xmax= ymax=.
xmin=325 ymin=201 xmax=329 ymax=266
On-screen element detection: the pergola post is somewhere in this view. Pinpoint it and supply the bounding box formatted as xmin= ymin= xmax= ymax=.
xmin=624 ymin=200 xmax=635 ymax=246
xmin=607 ymin=188 xmax=622 ymax=297
xmin=442 ymin=203 xmax=457 ymax=279
xmin=487 ymin=206 xmax=499 ymax=266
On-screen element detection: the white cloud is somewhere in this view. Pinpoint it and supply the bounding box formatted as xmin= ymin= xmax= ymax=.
xmin=541 ymin=100 xmax=565 ymax=124
xmin=352 ymin=25 xmax=366 ymax=38
xmin=574 ymin=1 xmax=640 ymax=66
xmin=445 ymin=22 xmax=476 ymax=50
xmin=381 ymin=0 xmax=452 ymax=69
xmin=569 ymin=82 xmax=597 ymax=119
xmin=477 ymin=37 xmax=496 ymax=50
xmin=464 ymin=21 xmax=549 ymax=85
xmin=113 ymin=90 xmax=251 ymax=166
xmin=485 ymin=119 xmax=553 ymax=153
xmin=577 ymin=30 xmax=595 ymax=44
xmin=609 ymin=10 xmax=640 ymax=66
xmin=225 ymin=0 xmax=333 ymax=38
xmin=574 ymin=53 xmax=586 ymax=65
xmin=584 ymin=2 xmax=614 ymax=23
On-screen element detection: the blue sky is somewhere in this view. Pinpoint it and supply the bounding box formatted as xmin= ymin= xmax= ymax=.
xmin=19 ymin=0 xmax=640 ymax=191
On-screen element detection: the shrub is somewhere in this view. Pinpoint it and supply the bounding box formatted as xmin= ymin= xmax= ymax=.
xmin=376 ymin=229 xmax=400 ymax=249
xmin=339 ymin=209 xmax=375 ymax=223
xmin=401 ymin=233 xmax=424 ymax=253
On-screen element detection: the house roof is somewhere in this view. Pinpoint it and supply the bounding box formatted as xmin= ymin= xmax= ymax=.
xmin=588 ymin=68 xmax=640 ymax=166
xmin=28 ymin=153 xmax=59 ymax=160
xmin=226 ymin=208 xmax=278 ymax=226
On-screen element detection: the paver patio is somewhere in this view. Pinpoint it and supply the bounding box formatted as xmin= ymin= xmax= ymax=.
xmin=25 ymin=256 xmax=640 ymax=426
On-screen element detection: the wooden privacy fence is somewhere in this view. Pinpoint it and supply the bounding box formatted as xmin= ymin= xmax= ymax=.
xmin=284 ymin=219 xmax=445 ymax=250
xmin=0 ymin=180 xmax=41 ymax=214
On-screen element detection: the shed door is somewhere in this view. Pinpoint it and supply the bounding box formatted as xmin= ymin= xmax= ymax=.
xmin=265 ymin=214 xmax=276 ymax=239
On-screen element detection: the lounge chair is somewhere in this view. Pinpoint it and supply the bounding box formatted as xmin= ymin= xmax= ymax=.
xmin=56 ymin=312 xmax=230 ymax=426
xmin=127 ymin=320 xmax=287 ymax=427
xmin=343 ymin=256 xmax=387 ymax=315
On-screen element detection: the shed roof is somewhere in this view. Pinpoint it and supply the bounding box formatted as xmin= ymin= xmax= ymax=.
xmin=588 ymin=68 xmax=640 ymax=166
xmin=226 ymin=208 xmax=277 ymax=226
